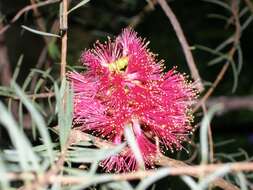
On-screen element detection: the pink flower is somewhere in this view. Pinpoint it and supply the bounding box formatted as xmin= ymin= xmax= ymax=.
xmin=69 ymin=28 xmax=197 ymax=172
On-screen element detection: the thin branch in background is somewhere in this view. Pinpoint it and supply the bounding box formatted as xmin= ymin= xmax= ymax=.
xmin=201 ymin=103 xmax=214 ymax=164
xmin=244 ymin=0 xmax=253 ymax=14
xmin=30 ymin=20 xmax=60 ymax=92
xmin=0 ymin=0 xmax=60 ymax=35
xmin=0 ymin=28 xmax=12 ymax=86
xmin=193 ymin=0 xmax=242 ymax=113
xmin=60 ymin=0 xmax=68 ymax=79
xmin=7 ymin=160 xmax=253 ymax=190
xmin=58 ymin=128 xmax=241 ymax=190
xmin=30 ymin=0 xmax=49 ymax=44
xmin=156 ymin=0 xmax=215 ymax=165
xmin=157 ymin=0 xmax=204 ymax=92
xmin=128 ymin=0 xmax=157 ymax=28
xmin=193 ymin=63 xmax=229 ymax=113
xmin=207 ymin=96 xmax=253 ymax=113
xmin=6 ymin=128 xmax=253 ymax=190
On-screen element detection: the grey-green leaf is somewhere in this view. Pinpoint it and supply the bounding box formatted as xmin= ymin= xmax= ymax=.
xmin=67 ymin=0 xmax=90 ymax=14
xmin=12 ymin=82 xmax=54 ymax=164
xmin=22 ymin=25 xmax=61 ymax=38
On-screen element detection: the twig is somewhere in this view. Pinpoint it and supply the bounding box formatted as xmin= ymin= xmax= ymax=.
xmin=201 ymin=103 xmax=214 ymax=164
xmin=0 ymin=0 xmax=60 ymax=35
xmin=0 ymin=92 xmax=55 ymax=100
xmin=7 ymin=161 xmax=253 ymax=187
xmin=4 ymin=127 xmax=242 ymax=190
xmin=244 ymin=0 xmax=253 ymax=14
xmin=59 ymin=129 xmax=241 ymax=190
xmin=60 ymin=0 xmax=68 ymax=79
xmin=193 ymin=63 xmax=229 ymax=113
xmin=9 ymin=125 xmax=253 ymax=190
xmin=206 ymin=96 xmax=253 ymax=113
xmin=157 ymin=0 xmax=203 ymax=91
xmin=30 ymin=20 xmax=59 ymax=92
xmin=128 ymin=0 xmax=157 ymax=28
xmin=193 ymin=0 xmax=241 ymax=113
xmin=30 ymin=0 xmax=49 ymax=44
xmin=0 ymin=27 xmax=12 ymax=86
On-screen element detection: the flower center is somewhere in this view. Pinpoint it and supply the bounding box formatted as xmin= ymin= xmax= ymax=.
xmin=108 ymin=56 xmax=128 ymax=72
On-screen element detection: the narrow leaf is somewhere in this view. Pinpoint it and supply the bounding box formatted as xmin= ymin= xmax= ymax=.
xmin=58 ymin=79 xmax=73 ymax=149
xmin=22 ymin=25 xmax=60 ymax=38
xmin=0 ymin=154 xmax=10 ymax=189
xmin=12 ymin=82 xmax=54 ymax=164
xmin=12 ymin=54 xmax=24 ymax=82
xmin=0 ymin=102 xmax=40 ymax=171
xmin=200 ymin=104 xmax=223 ymax=164
xmin=67 ymin=0 xmax=90 ymax=14
xmin=136 ymin=168 xmax=169 ymax=190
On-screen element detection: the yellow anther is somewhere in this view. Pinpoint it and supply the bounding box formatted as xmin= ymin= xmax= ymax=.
xmin=108 ymin=56 xmax=129 ymax=72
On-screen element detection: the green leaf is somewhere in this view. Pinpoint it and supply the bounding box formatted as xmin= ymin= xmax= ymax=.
xmin=200 ymin=104 xmax=223 ymax=164
xmin=236 ymin=172 xmax=248 ymax=190
xmin=58 ymin=79 xmax=73 ymax=149
xmin=104 ymin=181 xmax=134 ymax=190
xmin=48 ymin=40 xmax=60 ymax=60
xmin=0 ymin=102 xmax=40 ymax=171
xmin=181 ymin=176 xmax=199 ymax=190
xmin=207 ymin=14 xmax=228 ymax=21
xmin=12 ymin=54 xmax=24 ymax=82
xmin=67 ymin=144 xmax=125 ymax=163
xmin=230 ymin=59 xmax=238 ymax=93
xmin=207 ymin=55 xmax=228 ymax=66
xmin=194 ymin=45 xmax=224 ymax=56
xmin=136 ymin=168 xmax=169 ymax=190
xmin=203 ymin=0 xmax=231 ymax=11
xmin=12 ymin=82 xmax=54 ymax=164
xmin=67 ymin=0 xmax=90 ymax=14
xmin=242 ymin=15 xmax=253 ymax=31
xmin=0 ymin=153 xmax=10 ymax=189
xmin=198 ymin=165 xmax=231 ymax=189
xmin=22 ymin=25 xmax=61 ymax=38
xmin=237 ymin=45 xmax=243 ymax=75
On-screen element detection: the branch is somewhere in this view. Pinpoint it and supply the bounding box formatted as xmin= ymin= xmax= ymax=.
xmin=60 ymin=0 xmax=68 ymax=79
xmin=0 ymin=27 xmax=12 ymax=86
xmin=157 ymin=0 xmax=203 ymax=91
xmin=244 ymin=0 xmax=253 ymax=14
xmin=128 ymin=0 xmax=157 ymax=28
xmin=194 ymin=0 xmax=241 ymax=112
xmin=60 ymin=129 xmax=242 ymax=190
xmin=7 ymin=161 xmax=252 ymax=187
xmin=4 ymin=127 xmax=244 ymax=190
xmin=206 ymin=96 xmax=253 ymax=113
xmin=0 ymin=0 xmax=60 ymax=35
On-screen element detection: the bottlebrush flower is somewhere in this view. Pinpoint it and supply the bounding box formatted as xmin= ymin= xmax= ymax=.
xmin=68 ymin=28 xmax=197 ymax=172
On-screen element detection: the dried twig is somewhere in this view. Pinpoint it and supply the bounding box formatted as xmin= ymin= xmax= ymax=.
xmin=244 ymin=0 xmax=253 ymax=14
xmin=157 ymin=0 xmax=203 ymax=91
xmin=63 ymin=129 xmax=242 ymax=190
xmin=128 ymin=0 xmax=157 ymax=28
xmin=193 ymin=0 xmax=241 ymax=112
xmin=60 ymin=0 xmax=68 ymax=79
xmin=0 ymin=28 xmax=12 ymax=86
xmin=206 ymin=96 xmax=253 ymax=113
xmin=30 ymin=0 xmax=49 ymax=44
xmin=7 ymin=161 xmax=253 ymax=189
xmin=0 ymin=0 xmax=60 ymax=35
xmin=7 ymin=129 xmax=250 ymax=190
